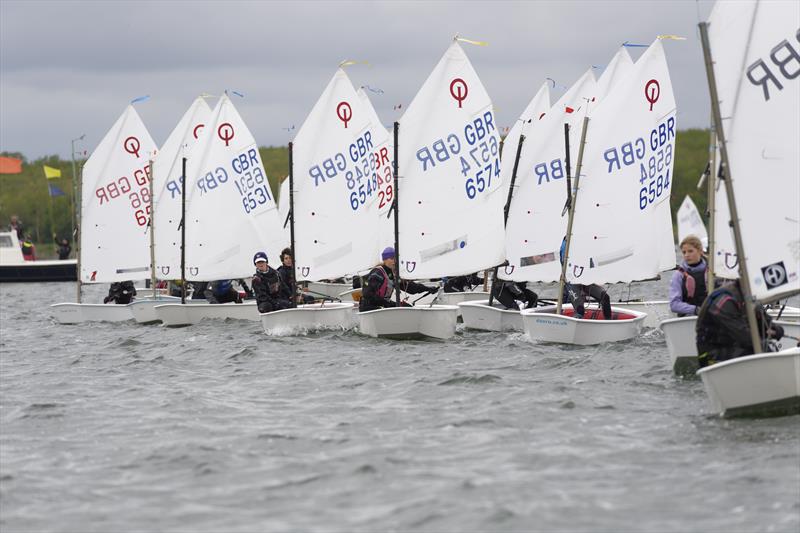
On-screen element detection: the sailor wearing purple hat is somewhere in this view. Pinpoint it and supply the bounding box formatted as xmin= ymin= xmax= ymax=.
xmin=358 ymin=246 xmax=438 ymax=312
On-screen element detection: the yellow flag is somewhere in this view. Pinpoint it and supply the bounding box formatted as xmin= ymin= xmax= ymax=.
xmin=43 ymin=165 xmax=61 ymax=179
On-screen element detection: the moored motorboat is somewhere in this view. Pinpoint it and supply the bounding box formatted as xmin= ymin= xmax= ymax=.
xmin=155 ymin=301 xmax=259 ymax=327
xmin=1 ymin=231 xmax=77 ymax=282
xmin=697 ymin=348 xmax=800 ymax=418
xmin=358 ymin=305 xmax=459 ymax=340
xmin=458 ymin=299 xmax=523 ymax=332
xmin=521 ymin=303 xmax=646 ymax=345
xmin=261 ymin=302 xmax=355 ymax=335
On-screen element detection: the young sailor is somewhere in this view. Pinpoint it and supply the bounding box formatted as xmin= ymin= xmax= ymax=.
xmin=359 ymin=247 xmax=437 ymax=312
xmin=251 ymin=251 xmax=292 ymax=313
xmin=696 ymin=279 xmax=784 ymax=368
xmin=204 ymin=280 xmax=242 ymax=304
xmin=669 ymin=235 xmax=708 ymax=316
xmin=277 ymin=247 xmax=314 ymax=304
xmin=103 ymin=281 xmax=136 ymax=304
xmin=491 ymin=281 xmax=538 ymax=310
xmin=560 ymin=236 xmax=612 ymax=319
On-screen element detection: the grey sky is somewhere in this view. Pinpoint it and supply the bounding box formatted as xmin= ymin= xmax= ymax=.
xmin=1 ymin=0 xmax=715 ymax=161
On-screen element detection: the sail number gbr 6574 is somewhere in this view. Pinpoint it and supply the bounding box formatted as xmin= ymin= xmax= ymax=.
xmin=414 ymin=111 xmax=499 ymax=200
xmin=601 ymin=115 xmax=676 ymax=210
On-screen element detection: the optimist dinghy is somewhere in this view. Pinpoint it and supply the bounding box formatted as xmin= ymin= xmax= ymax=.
xmin=692 ymin=0 xmax=800 ymax=417
xmin=359 ymin=40 xmax=506 ymax=339
xmin=661 ymin=312 xmax=800 ymax=376
xmin=152 ymin=93 xmax=285 ymax=325
xmin=462 ymin=48 xmax=637 ymax=332
xmin=265 ymin=68 xmax=388 ymax=335
xmin=50 ymin=104 xmax=159 ymax=324
xmin=522 ymin=39 xmax=681 ymax=344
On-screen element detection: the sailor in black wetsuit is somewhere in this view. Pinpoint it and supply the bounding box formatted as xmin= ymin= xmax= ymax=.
xmin=696 ymin=279 xmax=784 ymax=368
xmin=104 ymin=281 xmax=136 ymax=304
xmin=251 ymin=251 xmax=292 ymax=313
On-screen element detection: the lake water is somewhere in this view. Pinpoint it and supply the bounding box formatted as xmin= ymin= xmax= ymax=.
xmin=1 ymin=280 xmax=798 ymax=532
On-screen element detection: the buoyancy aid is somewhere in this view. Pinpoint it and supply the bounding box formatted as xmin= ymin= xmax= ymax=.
xmin=375 ymin=266 xmax=394 ymax=299
xmin=677 ymin=263 xmax=707 ymax=307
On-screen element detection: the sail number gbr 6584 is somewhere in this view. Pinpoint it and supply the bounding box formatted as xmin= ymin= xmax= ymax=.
xmin=601 ymin=115 xmax=676 ymax=211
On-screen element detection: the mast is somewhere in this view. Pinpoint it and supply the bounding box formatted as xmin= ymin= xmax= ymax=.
xmin=148 ymin=160 xmax=157 ymax=300
xmin=488 ymin=133 xmax=525 ymax=307
xmin=180 ymin=156 xmax=187 ymax=304
xmin=699 ymin=21 xmax=762 ymax=354
xmin=706 ymin=121 xmax=717 ymax=289
xmin=75 ymin=161 xmax=83 ymax=303
xmin=393 ymin=121 xmax=401 ymax=307
xmin=288 ymin=142 xmax=297 ymax=308
xmin=556 ymin=117 xmax=590 ymax=315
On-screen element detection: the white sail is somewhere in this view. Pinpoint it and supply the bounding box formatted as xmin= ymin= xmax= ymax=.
xmin=677 ymin=195 xmax=708 ymax=249
xmin=567 ymin=39 xmax=677 ymax=285
xmin=501 ymin=70 xmax=597 ymax=282
xmin=397 ymin=41 xmax=504 ymax=279
xmin=152 ymin=97 xmax=212 ymax=279
xmin=80 ymin=105 xmax=158 ymax=283
xmin=707 ymin=0 xmax=800 ymax=301
xmin=713 ymin=165 xmax=739 ymax=279
xmin=356 ymin=87 xmax=395 ymax=253
xmin=498 ymin=81 xmax=551 ymax=207
xmin=291 ymin=69 xmax=384 ymax=281
xmin=184 ymin=94 xmax=284 ymax=280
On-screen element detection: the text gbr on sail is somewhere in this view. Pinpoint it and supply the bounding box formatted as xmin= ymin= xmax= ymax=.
xmin=94 ymin=164 xmax=152 ymax=226
xmin=415 ymin=111 xmax=495 ymax=171
xmin=746 ymin=30 xmax=800 ymax=102
xmin=308 ymin=131 xmax=374 ymax=187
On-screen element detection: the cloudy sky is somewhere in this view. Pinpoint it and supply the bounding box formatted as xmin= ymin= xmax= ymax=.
xmin=1 ymin=0 xmax=716 ymax=161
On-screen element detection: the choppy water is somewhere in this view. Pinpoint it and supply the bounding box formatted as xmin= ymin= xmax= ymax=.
xmin=1 ymin=280 xmax=798 ymax=533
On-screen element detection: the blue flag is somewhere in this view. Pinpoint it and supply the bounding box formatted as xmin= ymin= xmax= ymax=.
xmin=48 ymin=184 xmax=65 ymax=197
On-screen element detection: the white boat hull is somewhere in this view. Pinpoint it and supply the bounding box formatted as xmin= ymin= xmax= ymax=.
xmin=260 ymin=302 xmax=356 ymax=335
xmin=659 ymin=316 xmax=699 ymax=376
xmin=155 ymin=301 xmax=259 ymax=326
xmin=614 ymin=300 xmax=671 ymax=329
xmin=307 ymin=281 xmax=352 ymax=301
xmin=128 ymin=297 xmax=196 ymax=323
xmin=458 ymin=300 xmax=523 ymax=331
xmin=767 ymin=305 xmax=800 ymax=323
xmin=697 ymin=348 xmax=800 ymax=418
xmin=50 ymin=302 xmax=134 ymax=324
xmin=439 ymin=291 xmax=490 ymax=317
xmin=521 ymin=304 xmax=646 ymax=345
xmin=358 ymin=305 xmax=458 ymax=340
xmin=659 ymin=316 xmax=800 ymax=377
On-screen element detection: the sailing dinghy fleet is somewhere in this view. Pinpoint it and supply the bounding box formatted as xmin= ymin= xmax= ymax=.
xmin=49 ymin=3 xmax=799 ymax=416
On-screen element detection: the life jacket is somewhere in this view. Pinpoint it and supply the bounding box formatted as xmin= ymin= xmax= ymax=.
xmin=21 ymin=241 xmax=34 ymax=257
xmin=374 ymin=266 xmax=394 ymax=299
xmin=677 ymin=262 xmax=707 ymax=307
